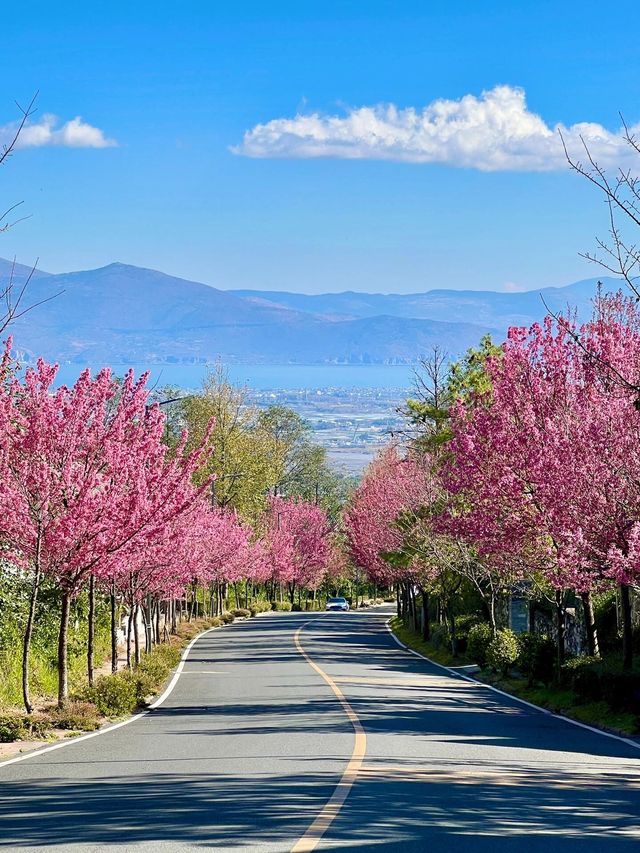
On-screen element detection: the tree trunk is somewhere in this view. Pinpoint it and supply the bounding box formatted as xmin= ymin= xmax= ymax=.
xmin=555 ymin=589 xmax=566 ymax=672
xmin=126 ymin=604 xmax=134 ymax=668
xmin=141 ymin=602 xmax=150 ymax=656
xmin=22 ymin=531 xmax=43 ymax=714
xmin=581 ymin=590 xmax=600 ymax=658
xmin=620 ymin=583 xmax=633 ymax=670
xmin=144 ymin=594 xmax=153 ymax=654
xmin=488 ymin=589 xmax=498 ymax=636
xmin=57 ymin=591 xmax=72 ymax=708
xmin=188 ymin=583 xmax=195 ymax=621
xmin=134 ymin=604 xmax=141 ymax=666
xmin=449 ymin=607 xmax=457 ymax=657
xmin=110 ymin=580 xmax=118 ymax=673
xmin=420 ymin=590 xmax=430 ymax=641
xmin=408 ymin=584 xmax=417 ymax=632
xmin=87 ymin=573 xmax=95 ymax=687
xmin=155 ymin=600 xmax=161 ymax=644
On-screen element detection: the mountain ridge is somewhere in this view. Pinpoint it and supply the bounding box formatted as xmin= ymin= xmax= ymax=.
xmin=0 ymin=259 xmax=618 ymax=366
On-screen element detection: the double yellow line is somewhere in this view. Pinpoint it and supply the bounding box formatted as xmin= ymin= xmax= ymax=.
xmin=291 ymin=621 xmax=367 ymax=852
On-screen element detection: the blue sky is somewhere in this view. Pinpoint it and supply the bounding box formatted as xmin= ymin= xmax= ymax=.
xmin=1 ymin=1 xmax=639 ymax=293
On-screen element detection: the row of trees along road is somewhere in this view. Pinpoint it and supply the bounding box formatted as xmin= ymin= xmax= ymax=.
xmin=346 ymin=300 xmax=640 ymax=674
xmin=345 ymin=129 xmax=640 ymax=685
xmin=0 ymin=355 xmax=354 ymax=715
xmin=1 ymin=105 xmax=358 ymax=719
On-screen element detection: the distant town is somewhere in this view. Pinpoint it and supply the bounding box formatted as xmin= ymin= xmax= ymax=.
xmin=248 ymin=385 xmax=408 ymax=473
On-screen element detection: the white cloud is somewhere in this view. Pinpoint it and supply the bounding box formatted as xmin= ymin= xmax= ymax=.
xmin=3 ymin=113 xmax=117 ymax=149
xmin=503 ymin=281 xmax=528 ymax=292
xmin=233 ymin=85 xmax=637 ymax=172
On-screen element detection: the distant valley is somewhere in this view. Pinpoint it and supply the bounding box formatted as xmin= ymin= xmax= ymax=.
xmin=0 ymin=258 xmax=617 ymax=368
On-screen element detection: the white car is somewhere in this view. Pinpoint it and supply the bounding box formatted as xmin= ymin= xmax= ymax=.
xmin=326 ymin=596 xmax=350 ymax=612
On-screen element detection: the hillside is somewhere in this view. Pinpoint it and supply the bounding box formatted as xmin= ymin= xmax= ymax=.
xmin=230 ymin=278 xmax=617 ymax=329
xmin=1 ymin=259 xmax=616 ymax=366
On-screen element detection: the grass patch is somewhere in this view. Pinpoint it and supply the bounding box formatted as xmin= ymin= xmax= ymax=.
xmin=0 ymin=611 xmax=254 ymax=741
xmin=390 ymin=617 xmax=471 ymax=667
xmin=390 ymin=617 xmax=640 ymax=738
xmin=479 ymin=672 xmax=639 ymax=736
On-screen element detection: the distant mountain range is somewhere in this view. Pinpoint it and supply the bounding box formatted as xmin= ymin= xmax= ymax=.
xmin=0 ymin=258 xmax=618 ymax=366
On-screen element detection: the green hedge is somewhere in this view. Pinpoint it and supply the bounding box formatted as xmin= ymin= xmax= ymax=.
xmin=487 ymin=628 xmax=519 ymax=675
xmin=517 ymin=632 xmax=556 ymax=685
xmin=467 ymin=623 xmax=492 ymax=667
xmin=561 ymin=657 xmax=640 ymax=712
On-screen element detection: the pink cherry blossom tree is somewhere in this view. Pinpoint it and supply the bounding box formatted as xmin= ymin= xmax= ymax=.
xmin=0 ymin=353 xmax=213 ymax=709
xmin=264 ymin=495 xmax=332 ymax=604
xmin=445 ymin=294 xmax=640 ymax=665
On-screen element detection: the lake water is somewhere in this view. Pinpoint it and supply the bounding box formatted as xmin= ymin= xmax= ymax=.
xmin=52 ymin=363 xmax=415 ymax=391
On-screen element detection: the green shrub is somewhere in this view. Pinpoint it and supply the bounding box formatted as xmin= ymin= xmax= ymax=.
xmin=0 ymin=712 xmax=27 ymax=742
xmin=249 ymin=600 xmax=271 ymax=616
xmin=149 ymin=643 xmax=182 ymax=668
xmin=430 ymin=624 xmax=451 ymax=650
xmin=467 ymin=623 xmax=492 ymax=667
xmin=206 ymin=616 xmax=223 ymax=628
xmin=291 ymin=603 xmax=302 ymax=612
xmin=454 ymin=613 xmax=482 ymax=654
xmin=455 ymin=614 xmax=481 ymax=638
xmin=560 ymin=655 xmax=601 ymax=698
xmin=231 ymin=608 xmax=251 ymax=618
xmin=559 ymin=657 xmax=640 ymax=712
xmin=49 ymin=701 xmax=101 ymax=731
xmin=271 ymin=601 xmax=292 ymax=612
xmin=135 ymin=655 xmax=169 ymax=684
xmin=0 ymin=711 xmax=51 ymax=742
xmin=600 ymin=667 xmax=640 ymax=713
xmin=90 ymin=671 xmax=139 ymax=717
xmin=219 ymin=612 xmax=235 ymax=624
xmin=518 ymin=633 xmax=557 ymax=685
xmin=487 ymin=628 xmax=519 ymax=675
xmin=131 ymin=670 xmax=156 ymax=704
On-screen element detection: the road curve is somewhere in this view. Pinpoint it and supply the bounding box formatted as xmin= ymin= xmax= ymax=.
xmin=1 ymin=609 xmax=640 ymax=852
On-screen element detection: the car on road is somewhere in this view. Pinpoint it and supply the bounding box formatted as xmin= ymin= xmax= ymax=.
xmin=325 ymin=596 xmax=350 ymax=612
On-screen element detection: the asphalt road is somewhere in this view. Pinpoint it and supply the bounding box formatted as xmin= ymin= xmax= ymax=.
xmin=1 ymin=609 xmax=640 ymax=852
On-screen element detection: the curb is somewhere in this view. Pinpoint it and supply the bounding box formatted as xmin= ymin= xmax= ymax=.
xmin=385 ymin=617 xmax=640 ymax=752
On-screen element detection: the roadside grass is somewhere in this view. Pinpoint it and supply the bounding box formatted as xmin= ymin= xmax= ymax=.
xmin=0 ymin=611 xmax=250 ymax=744
xmin=0 ymin=629 xmax=112 ymax=710
xmin=390 ymin=616 xmax=471 ymax=668
xmin=389 ymin=616 xmax=640 ymax=738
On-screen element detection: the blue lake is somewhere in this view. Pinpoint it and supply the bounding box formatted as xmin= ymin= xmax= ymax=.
xmin=52 ymin=363 xmax=415 ymax=391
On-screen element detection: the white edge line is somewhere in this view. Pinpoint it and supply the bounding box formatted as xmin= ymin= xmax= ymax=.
xmin=384 ymin=617 xmax=640 ymax=752
xmin=0 ymin=624 xmax=221 ymax=770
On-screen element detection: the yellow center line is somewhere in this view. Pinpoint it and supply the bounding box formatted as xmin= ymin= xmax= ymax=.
xmin=291 ymin=620 xmax=367 ymax=853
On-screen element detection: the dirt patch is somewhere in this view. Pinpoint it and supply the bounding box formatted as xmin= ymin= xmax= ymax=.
xmin=0 ymin=728 xmax=81 ymax=762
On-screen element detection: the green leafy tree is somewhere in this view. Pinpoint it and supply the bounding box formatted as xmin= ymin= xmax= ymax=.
xmin=257 ymin=405 xmax=354 ymax=519
xmin=180 ymin=365 xmax=277 ymax=521
xmin=404 ymin=336 xmax=502 ymax=454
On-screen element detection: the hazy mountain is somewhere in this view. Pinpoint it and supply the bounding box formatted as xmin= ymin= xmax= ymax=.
xmin=230 ymin=277 xmax=618 ymax=328
xmin=2 ymin=259 xmax=617 ymax=366
xmin=0 ymin=257 xmax=51 ymax=286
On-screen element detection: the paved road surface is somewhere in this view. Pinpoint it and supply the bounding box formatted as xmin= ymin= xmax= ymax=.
xmin=1 ymin=609 xmax=639 ymax=851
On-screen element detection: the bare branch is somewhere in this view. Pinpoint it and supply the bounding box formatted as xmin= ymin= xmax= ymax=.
xmin=0 ymin=92 xmax=38 ymax=168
